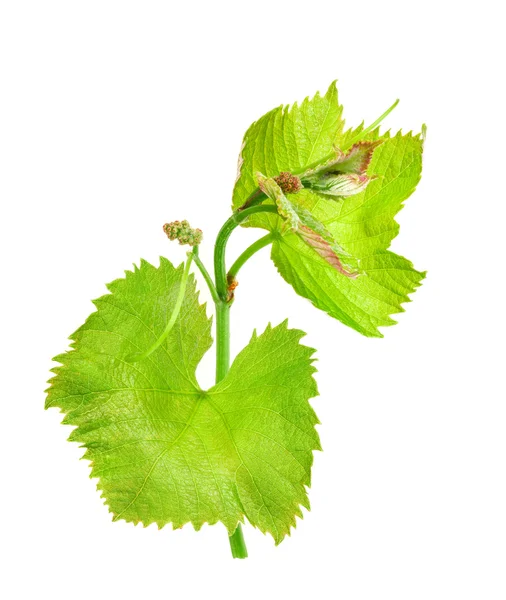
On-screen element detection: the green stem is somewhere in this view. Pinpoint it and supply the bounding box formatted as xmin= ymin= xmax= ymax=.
xmin=213 ymin=207 xmax=280 ymax=559
xmin=228 ymin=233 xmax=275 ymax=281
xmin=228 ymin=522 xmax=248 ymax=559
xmin=128 ymin=250 xmax=194 ymax=363
xmin=215 ymin=300 xmax=231 ymax=382
xmin=214 ymin=205 xmax=278 ymax=300
xmin=192 ymin=247 xmax=220 ymax=304
xmin=215 ymin=299 xmax=248 ymax=559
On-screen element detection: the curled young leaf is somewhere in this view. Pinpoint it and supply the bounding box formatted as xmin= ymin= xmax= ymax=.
xmin=301 ymin=140 xmax=381 ymax=198
xmin=306 ymin=140 xmax=382 ymax=177
xmin=257 ymin=174 xmax=359 ymax=278
xmin=302 ymin=173 xmax=371 ymax=197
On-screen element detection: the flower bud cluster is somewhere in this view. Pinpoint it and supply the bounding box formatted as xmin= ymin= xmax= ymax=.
xmin=274 ymin=172 xmax=303 ymax=195
xmin=163 ymin=220 xmax=203 ymax=246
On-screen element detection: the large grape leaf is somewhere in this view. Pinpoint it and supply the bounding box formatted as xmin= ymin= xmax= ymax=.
xmin=232 ymin=82 xmax=425 ymax=337
xmin=46 ymin=258 xmax=320 ymax=544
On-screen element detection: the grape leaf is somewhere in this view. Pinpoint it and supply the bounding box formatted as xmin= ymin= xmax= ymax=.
xmin=233 ymin=82 xmax=425 ymax=337
xmin=272 ymin=240 xmax=424 ymax=337
xmin=46 ymin=258 xmax=320 ymax=544
xmin=270 ymin=131 xmax=425 ymax=337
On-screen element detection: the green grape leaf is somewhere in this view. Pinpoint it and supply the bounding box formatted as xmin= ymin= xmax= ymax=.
xmin=270 ymin=131 xmax=426 ymax=337
xmin=46 ymin=258 xmax=320 ymax=544
xmin=232 ymin=81 xmax=425 ymax=337
xmin=310 ymin=131 xmax=425 ymax=258
xmin=272 ymin=239 xmax=424 ymax=338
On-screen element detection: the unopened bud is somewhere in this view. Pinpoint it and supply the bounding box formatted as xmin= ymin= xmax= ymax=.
xmin=163 ymin=220 xmax=203 ymax=246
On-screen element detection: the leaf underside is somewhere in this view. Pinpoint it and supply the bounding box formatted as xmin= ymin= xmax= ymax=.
xmin=233 ymin=81 xmax=426 ymax=337
xmin=46 ymin=258 xmax=320 ymax=544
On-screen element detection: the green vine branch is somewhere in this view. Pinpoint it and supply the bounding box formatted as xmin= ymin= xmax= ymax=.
xmin=46 ymin=81 xmax=425 ymax=563
xmin=214 ymin=205 xmax=279 ymax=301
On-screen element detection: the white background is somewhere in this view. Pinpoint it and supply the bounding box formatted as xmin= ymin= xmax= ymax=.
xmin=1 ymin=1 xmax=504 ymax=598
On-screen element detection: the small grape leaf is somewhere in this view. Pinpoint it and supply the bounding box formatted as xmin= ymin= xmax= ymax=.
xmin=300 ymin=140 xmax=382 ymax=197
xmin=46 ymin=258 xmax=320 ymax=544
xmin=232 ymin=82 xmax=425 ymax=337
xmin=310 ymin=139 xmax=381 ymax=175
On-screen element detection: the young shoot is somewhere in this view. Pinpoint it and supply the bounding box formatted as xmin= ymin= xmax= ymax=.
xmin=46 ymin=82 xmax=425 ymax=559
